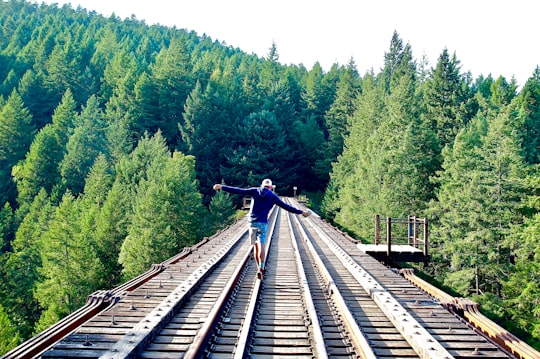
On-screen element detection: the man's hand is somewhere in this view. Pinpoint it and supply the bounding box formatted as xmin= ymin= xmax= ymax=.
xmin=213 ymin=184 xmax=222 ymax=191
xmin=301 ymin=211 xmax=310 ymax=217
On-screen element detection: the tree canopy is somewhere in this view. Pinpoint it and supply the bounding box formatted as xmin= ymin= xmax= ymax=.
xmin=1 ymin=1 xmax=540 ymax=353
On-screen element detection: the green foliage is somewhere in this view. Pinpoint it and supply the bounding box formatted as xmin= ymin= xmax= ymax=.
xmin=34 ymin=192 xmax=103 ymax=333
xmin=1 ymin=0 xmax=540 ymax=348
xmin=315 ymin=60 xmax=361 ymax=182
xmin=119 ymin=146 xmax=204 ymax=279
xmin=501 ymin=173 xmax=540 ymax=345
xmin=12 ymin=89 xmax=76 ymax=208
xmin=429 ymin=100 xmax=527 ymax=296
xmin=0 ymin=202 xmax=14 ymax=253
xmin=0 ymin=304 xmax=20 ymax=356
xmin=93 ymin=180 xmax=129 ymax=288
xmin=423 ymin=48 xmax=474 ymax=148
xmin=325 ymin=35 xmax=436 ymax=240
xmin=1 ymin=190 xmax=52 ymax=338
xmin=60 ymin=95 xmax=108 ymax=195
xmin=207 ymin=189 xmax=237 ymax=235
xmin=514 ymin=67 xmax=540 ymax=165
xmin=0 ymin=90 xmax=34 ymax=205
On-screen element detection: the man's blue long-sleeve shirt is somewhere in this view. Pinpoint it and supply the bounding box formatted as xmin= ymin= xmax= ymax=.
xmin=221 ymin=185 xmax=303 ymax=223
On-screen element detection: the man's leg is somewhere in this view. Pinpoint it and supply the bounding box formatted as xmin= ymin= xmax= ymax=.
xmin=250 ymin=225 xmax=260 ymax=268
xmin=257 ymin=223 xmax=268 ymax=271
xmin=259 ymin=242 xmax=266 ymax=270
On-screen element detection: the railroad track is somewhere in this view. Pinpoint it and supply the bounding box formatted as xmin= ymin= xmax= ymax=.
xmin=3 ymin=199 xmax=538 ymax=359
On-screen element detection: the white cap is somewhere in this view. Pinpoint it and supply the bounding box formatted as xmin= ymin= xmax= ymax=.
xmin=261 ymin=178 xmax=273 ymax=188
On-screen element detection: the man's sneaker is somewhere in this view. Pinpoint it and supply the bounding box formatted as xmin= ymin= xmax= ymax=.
xmin=257 ymin=268 xmax=265 ymax=279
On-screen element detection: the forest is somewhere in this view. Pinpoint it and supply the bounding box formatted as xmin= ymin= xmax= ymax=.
xmin=0 ymin=0 xmax=539 ymax=354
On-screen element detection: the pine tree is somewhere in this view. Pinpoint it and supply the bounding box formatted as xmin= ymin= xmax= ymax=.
xmin=423 ymin=48 xmax=474 ymax=148
xmin=0 ymin=202 xmax=13 ymax=254
xmin=17 ymin=69 xmax=54 ymax=130
xmin=503 ymin=173 xmax=540 ymax=345
xmin=34 ymin=192 xmax=103 ymax=333
xmin=181 ymin=75 xmax=245 ymax=197
xmin=151 ymin=36 xmax=194 ymax=147
xmin=60 ymin=95 xmax=108 ymax=195
xmin=0 ymin=304 xmax=20 ymax=356
xmin=322 ymin=72 xmax=383 ymax=220
xmin=76 ymin=154 xmax=115 ymax=288
xmin=119 ymin=150 xmax=204 ymax=279
xmin=0 ymin=90 xmax=34 ymax=205
xmin=316 ymin=60 xmax=361 ymax=185
xmin=429 ymin=103 xmax=527 ymax=296
xmin=221 ymin=110 xmax=299 ymax=192
xmin=326 ymin=38 xmax=435 ymax=240
xmin=514 ymin=67 xmax=540 ymax=164
xmin=3 ymin=189 xmax=53 ymax=338
xmin=207 ymin=191 xmax=236 ymax=235
xmin=12 ymin=89 xmax=76 ymax=210
xmin=93 ymin=179 xmax=130 ymax=288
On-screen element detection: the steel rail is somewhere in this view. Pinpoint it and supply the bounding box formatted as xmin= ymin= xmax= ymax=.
xmin=232 ymin=206 xmax=279 ymax=359
xmin=459 ymin=299 xmax=540 ymax=359
xmin=286 ymin=211 xmax=328 ymax=359
xmin=304 ymin=215 xmax=455 ymax=359
xmin=399 ymin=268 xmax=458 ymax=308
xmin=1 ymin=225 xmax=240 ymax=359
xmin=402 ymin=268 xmax=540 ymax=359
xmin=291 ymin=211 xmax=377 ymax=359
xmin=182 ymin=239 xmax=252 ymax=358
xmin=98 ymin=223 xmax=249 ymax=359
xmin=0 ymin=290 xmax=112 ymax=359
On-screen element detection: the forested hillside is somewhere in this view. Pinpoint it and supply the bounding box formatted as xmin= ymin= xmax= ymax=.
xmin=1 ymin=0 xmax=539 ymax=353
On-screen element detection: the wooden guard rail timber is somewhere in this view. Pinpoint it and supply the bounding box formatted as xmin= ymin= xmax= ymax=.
xmin=400 ymin=268 xmax=540 ymax=359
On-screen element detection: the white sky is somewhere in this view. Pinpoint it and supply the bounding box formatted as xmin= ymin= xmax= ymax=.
xmin=39 ymin=0 xmax=538 ymax=87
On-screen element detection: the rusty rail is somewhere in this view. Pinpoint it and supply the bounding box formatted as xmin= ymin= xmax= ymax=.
xmin=400 ymin=268 xmax=540 ymax=359
xmin=0 ymin=225 xmax=230 ymax=359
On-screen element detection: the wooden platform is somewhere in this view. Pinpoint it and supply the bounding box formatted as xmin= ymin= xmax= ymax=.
xmin=357 ymin=243 xmax=426 ymax=263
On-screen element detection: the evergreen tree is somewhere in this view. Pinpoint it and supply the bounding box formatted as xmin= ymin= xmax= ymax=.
xmin=315 ymin=59 xmax=361 ymax=184
xmin=291 ymin=114 xmax=325 ymax=191
xmin=503 ymin=173 xmax=540 ymax=346
xmin=2 ymin=189 xmax=53 ymax=339
xmin=0 ymin=90 xmax=34 ymax=206
xmin=34 ymin=191 xmax=103 ymax=333
xmin=207 ymin=190 xmax=236 ymax=235
xmin=423 ymin=48 xmax=474 ymax=148
xmin=133 ymin=71 xmax=161 ymax=138
xmin=514 ymin=67 xmax=540 ymax=164
xmin=326 ymin=39 xmax=434 ymax=240
xmin=151 ymin=36 xmax=194 ymax=147
xmin=221 ymin=110 xmax=298 ymax=193
xmin=60 ymin=95 xmax=108 ymax=195
xmin=322 ymin=72 xmax=383 ymax=220
xmin=301 ymin=62 xmax=332 ymax=132
xmin=0 ymin=304 xmax=20 ymax=356
xmin=258 ymin=41 xmax=281 ymax=92
xmin=0 ymin=202 xmax=14 ymax=254
xmin=181 ymin=74 xmax=246 ymax=197
xmin=93 ymin=179 xmax=130 ymax=288
xmin=115 ymin=131 xmax=171 ymax=190
xmin=12 ymin=89 xmax=76 ymax=210
xmin=119 ymin=151 xmax=204 ymax=279
xmin=429 ymin=104 xmax=527 ymax=296
xmin=77 ymin=154 xmax=115 ymax=288
xmin=102 ymin=51 xmax=139 ymax=161
xmin=17 ymin=69 xmax=54 ymax=130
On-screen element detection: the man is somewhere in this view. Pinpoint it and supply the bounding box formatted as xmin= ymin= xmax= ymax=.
xmin=213 ymin=178 xmax=310 ymax=279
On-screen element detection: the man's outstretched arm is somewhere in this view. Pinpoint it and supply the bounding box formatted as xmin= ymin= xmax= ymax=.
xmin=273 ymin=195 xmax=310 ymax=217
xmin=213 ymin=184 xmax=253 ymax=196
